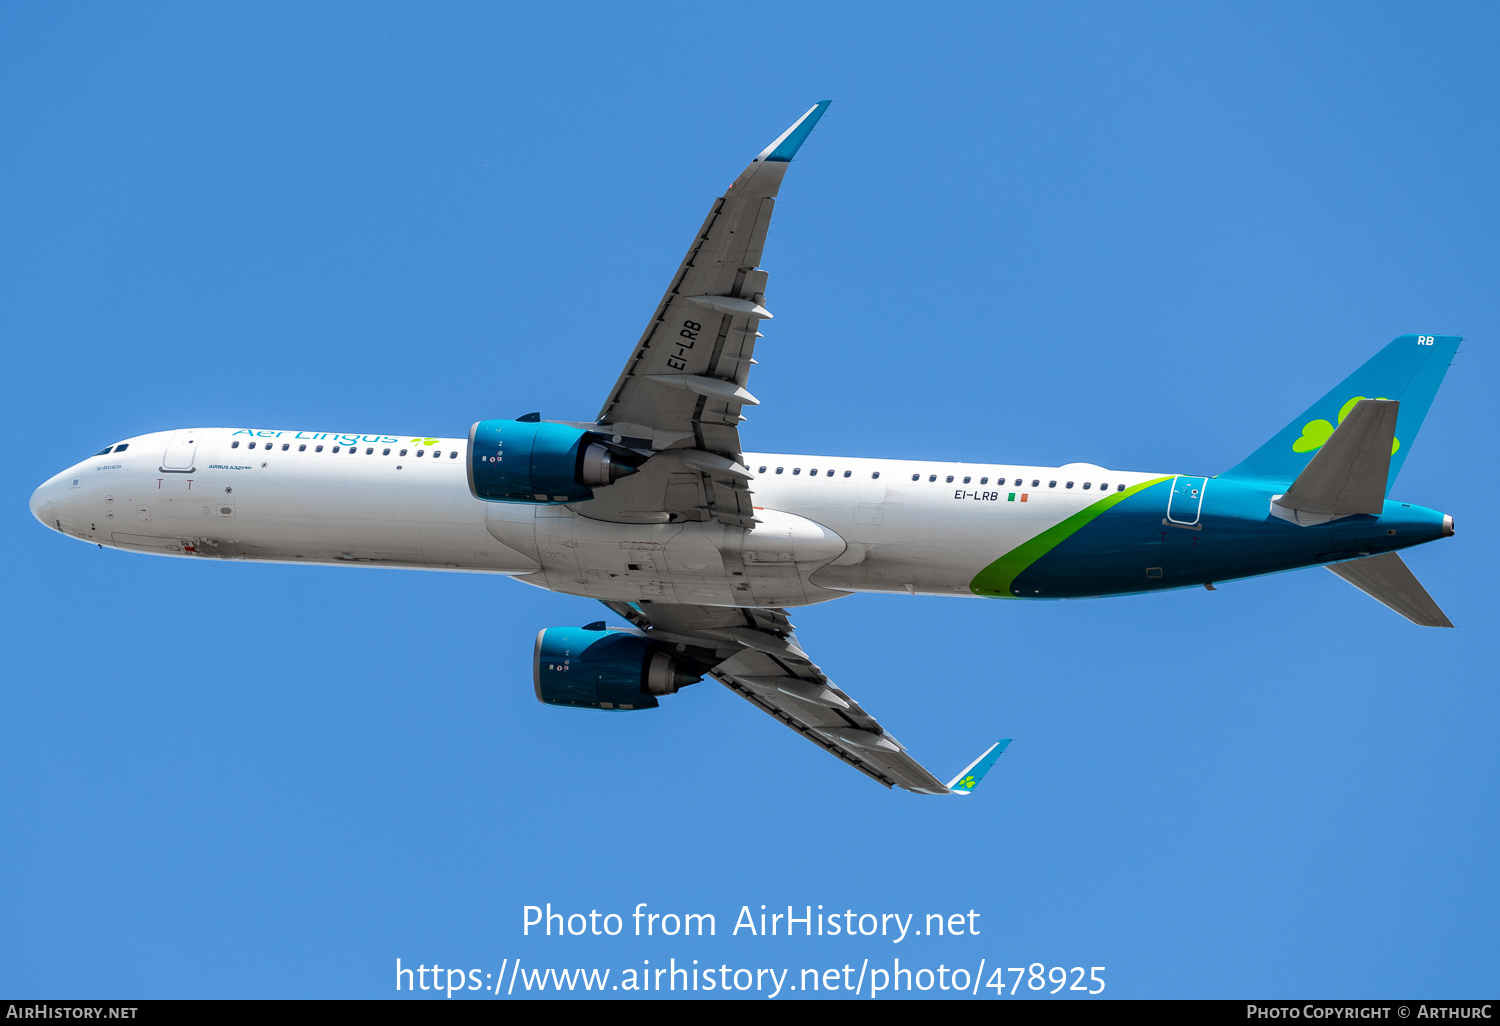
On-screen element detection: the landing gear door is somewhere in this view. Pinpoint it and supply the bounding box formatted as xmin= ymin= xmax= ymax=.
xmin=161 ymin=431 xmax=198 ymax=473
xmin=1166 ymin=476 xmax=1207 ymax=526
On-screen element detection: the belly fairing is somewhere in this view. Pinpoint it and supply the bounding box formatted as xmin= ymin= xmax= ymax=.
xmin=521 ymin=505 xmax=849 ymax=607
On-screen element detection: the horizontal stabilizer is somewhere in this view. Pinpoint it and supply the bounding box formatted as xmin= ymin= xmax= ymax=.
xmin=946 ymin=739 xmax=1012 ymax=795
xmin=1273 ymin=399 xmax=1397 ymax=524
xmin=1327 ymin=552 xmax=1453 ymax=628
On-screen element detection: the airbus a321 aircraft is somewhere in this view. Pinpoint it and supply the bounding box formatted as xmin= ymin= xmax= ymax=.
xmin=31 ymin=103 xmax=1460 ymax=796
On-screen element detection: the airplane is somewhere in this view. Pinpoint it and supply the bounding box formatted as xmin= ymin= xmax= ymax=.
xmin=29 ymin=102 xmax=1460 ymax=796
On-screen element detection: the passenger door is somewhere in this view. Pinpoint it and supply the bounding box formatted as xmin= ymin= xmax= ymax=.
xmin=1166 ymin=476 xmax=1207 ymax=526
xmin=160 ymin=431 xmax=198 ymax=473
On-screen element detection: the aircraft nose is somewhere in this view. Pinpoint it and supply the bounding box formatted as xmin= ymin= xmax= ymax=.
xmin=30 ymin=478 xmax=57 ymax=529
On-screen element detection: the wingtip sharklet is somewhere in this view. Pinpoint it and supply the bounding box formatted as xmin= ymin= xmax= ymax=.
xmin=945 ymin=738 xmax=1012 ymax=795
xmin=757 ymin=101 xmax=833 ymax=163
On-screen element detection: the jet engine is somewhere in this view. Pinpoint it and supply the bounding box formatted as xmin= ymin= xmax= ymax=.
xmin=468 ymin=416 xmax=640 ymax=504
xmin=532 ymin=625 xmax=702 ymax=711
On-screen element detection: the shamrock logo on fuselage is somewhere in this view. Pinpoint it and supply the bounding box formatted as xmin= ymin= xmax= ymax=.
xmin=410 ymin=438 xmax=440 ymax=446
xmin=1292 ymin=396 xmax=1400 ymax=456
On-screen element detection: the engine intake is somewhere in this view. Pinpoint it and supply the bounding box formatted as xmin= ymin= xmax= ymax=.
xmin=468 ymin=417 xmax=638 ymax=504
xmin=533 ymin=626 xmax=701 ymax=711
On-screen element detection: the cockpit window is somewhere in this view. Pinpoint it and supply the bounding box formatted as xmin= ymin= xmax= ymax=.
xmin=95 ymin=446 xmax=114 ymax=456
xmin=114 ymin=443 xmax=128 ymax=453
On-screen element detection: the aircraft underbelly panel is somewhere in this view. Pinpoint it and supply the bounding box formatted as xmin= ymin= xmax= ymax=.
xmin=521 ymin=505 xmax=852 ymax=607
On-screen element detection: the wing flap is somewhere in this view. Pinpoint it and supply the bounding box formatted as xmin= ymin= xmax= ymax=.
xmin=577 ymin=449 xmax=758 ymax=527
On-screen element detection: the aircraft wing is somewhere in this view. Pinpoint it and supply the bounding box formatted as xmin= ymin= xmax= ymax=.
xmin=584 ymin=103 xmax=830 ymax=530
xmin=601 ymin=600 xmax=1009 ymax=795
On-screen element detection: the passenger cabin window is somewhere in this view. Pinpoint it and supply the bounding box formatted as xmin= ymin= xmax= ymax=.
xmin=872 ymin=472 xmax=880 ymax=479
xmin=1116 ymin=484 xmax=1125 ymax=491
xmin=315 ymin=445 xmax=324 ymax=452
xmin=980 ymin=477 xmax=988 ymax=484
xmin=247 ymin=442 xmax=256 ymax=449
xmin=298 ymin=444 xmax=306 ymax=451
xmin=416 ymin=449 xmax=424 ymax=457
xmin=826 ymin=469 xmax=834 ymax=477
xmin=911 ymin=474 xmax=919 ymax=481
xmin=1065 ymin=481 xmax=1074 ymax=488
xmin=383 ymin=448 xmax=391 ymax=455
xmin=449 ymin=452 xmax=458 ymax=458
xmin=793 ymin=468 xmax=801 ymax=475
xmin=1015 ymin=479 xmax=1023 ymax=486
xmin=1030 ymin=479 xmax=1038 ymax=487
xmin=231 ymin=441 xmax=239 ymax=449
xmin=928 ymin=474 xmax=936 ymax=482
xmin=1049 ymin=480 xmax=1057 ymax=487
xmin=1083 ymin=482 xmax=1091 ymax=489
xmin=400 ymin=449 xmax=408 ymax=456
xmin=332 ymin=446 xmax=340 ymax=452
xmin=946 ymin=475 xmax=955 ymax=483
xmin=963 ymin=476 xmax=971 ymax=484
xmin=843 ymin=470 xmax=851 ymax=478
xmin=758 ymin=466 xmax=767 ymax=473
xmin=775 ymin=467 xmax=783 ymax=474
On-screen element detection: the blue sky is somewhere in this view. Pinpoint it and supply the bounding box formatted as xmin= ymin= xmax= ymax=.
xmin=2 ymin=2 xmax=1496 ymax=999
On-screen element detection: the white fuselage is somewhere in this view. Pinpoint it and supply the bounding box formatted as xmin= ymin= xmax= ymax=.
xmin=31 ymin=427 xmax=1167 ymax=607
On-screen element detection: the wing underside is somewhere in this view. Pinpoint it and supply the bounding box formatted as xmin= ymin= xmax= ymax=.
xmin=578 ymin=103 xmax=831 ymax=530
xmin=603 ymin=600 xmax=978 ymax=795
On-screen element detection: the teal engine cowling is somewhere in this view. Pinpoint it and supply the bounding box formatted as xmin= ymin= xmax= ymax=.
xmin=533 ymin=626 xmax=702 ymax=711
xmin=467 ymin=416 xmax=639 ymax=504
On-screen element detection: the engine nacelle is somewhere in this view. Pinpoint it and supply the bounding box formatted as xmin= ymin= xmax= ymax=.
xmin=532 ymin=626 xmax=701 ymax=711
xmin=468 ymin=417 xmax=638 ymax=504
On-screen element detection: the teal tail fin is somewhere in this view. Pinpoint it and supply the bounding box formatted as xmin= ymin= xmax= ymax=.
xmin=1221 ymin=334 xmax=1461 ymax=490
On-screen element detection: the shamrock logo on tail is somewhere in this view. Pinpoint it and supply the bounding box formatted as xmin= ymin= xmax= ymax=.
xmin=958 ymin=775 xmax=977 ymax=790
xmin=1292 ymin=397 xmax=1400 ymax=455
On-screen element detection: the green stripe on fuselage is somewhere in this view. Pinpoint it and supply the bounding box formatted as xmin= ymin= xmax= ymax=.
xmin=970 ymin=476 xmax=1173 ymax=598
